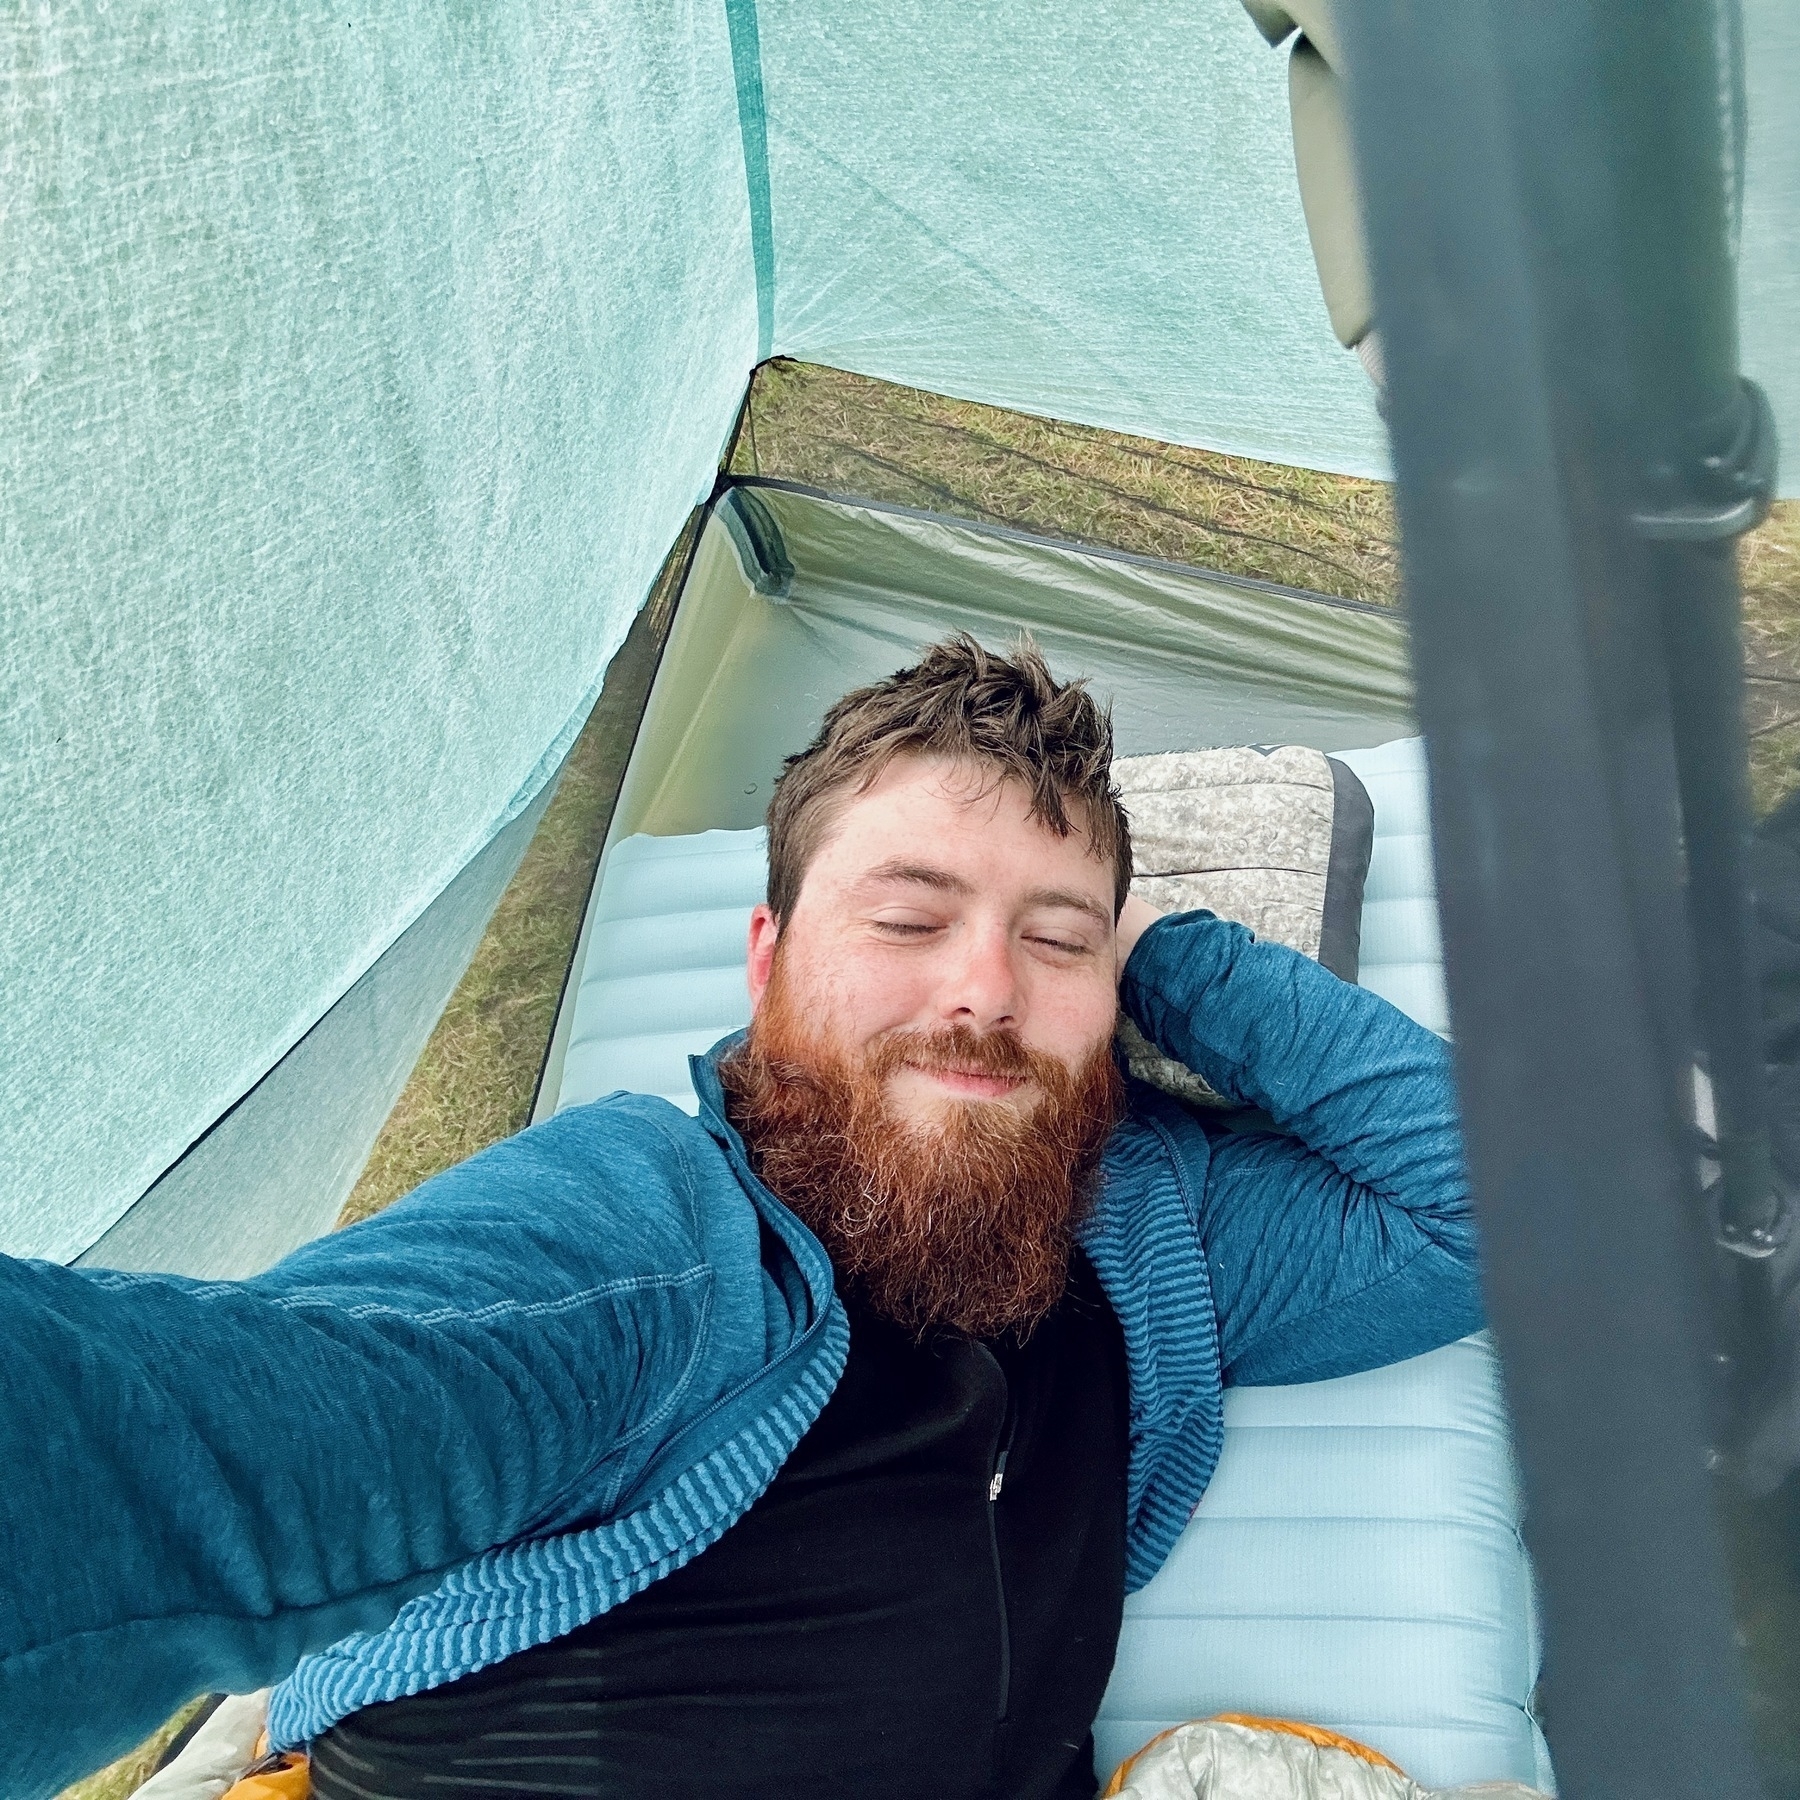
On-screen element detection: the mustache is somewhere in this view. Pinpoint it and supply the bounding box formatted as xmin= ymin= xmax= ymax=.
xmin=758 ymin=1022 xmax=1052 ymax=1097
xmin=866 ymin=1023 xmax=1041 ymax=1084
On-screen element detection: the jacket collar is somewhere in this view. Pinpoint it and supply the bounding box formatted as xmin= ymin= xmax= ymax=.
xmin=690 ymin=1032 xmax=749 ymax=1154
xmin=689 ymin=1034 xmax=840 ymax=1326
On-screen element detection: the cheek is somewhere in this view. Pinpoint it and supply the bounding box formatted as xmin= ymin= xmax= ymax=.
xmin=783 ymin=936 xmax=934 ymax=1044
xmin=1023 ymin=964 xmax=1119 ymax=1063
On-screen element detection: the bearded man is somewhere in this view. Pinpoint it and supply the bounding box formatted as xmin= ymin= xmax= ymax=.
xmin=0 ymin=638 xmax=1481 ymax=1800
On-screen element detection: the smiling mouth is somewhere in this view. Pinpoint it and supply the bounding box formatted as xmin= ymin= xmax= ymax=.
xmin=906 ymin=1062 xmax=1031 ymax=1098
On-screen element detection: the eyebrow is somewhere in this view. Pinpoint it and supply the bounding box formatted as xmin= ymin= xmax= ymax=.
xmin=857 ymin=859 xmax=973 ymax=895
xmin=1021 ymin=886 xmax=1113 ymax=928
xmin=857 ymin=860 xmax=1112 ymax=928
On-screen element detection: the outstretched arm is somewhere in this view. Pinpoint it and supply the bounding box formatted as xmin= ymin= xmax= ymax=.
xmin=1120 ymin=908 xmax=1482 ymax=1385
xmin=0 ymin=1100 xmax=720 ymax=1800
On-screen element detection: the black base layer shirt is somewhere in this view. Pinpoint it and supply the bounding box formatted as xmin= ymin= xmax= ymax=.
xmin=310 ymin=1250 xmax=1132 ymax=1800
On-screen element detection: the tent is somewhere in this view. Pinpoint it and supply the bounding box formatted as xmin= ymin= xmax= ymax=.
xmin=6 ymin=0 xmax=1795 ymax=1280
xmin=4 ymin=1 xmax=1798 ymax=1795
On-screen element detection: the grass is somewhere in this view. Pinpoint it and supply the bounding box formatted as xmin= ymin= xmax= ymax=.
xmin=58 ymin=1700 xmax=210 ymax=1800
xmin=332 ymin=685 xmax=634 ymax=1229
xmin=1743 ymin=501 xmax=1800 ymax=814
xmin=731 ymin=360 xmax=1403 ymax=606
xmin=68 ymin=358 xmax=1800 ymax=1799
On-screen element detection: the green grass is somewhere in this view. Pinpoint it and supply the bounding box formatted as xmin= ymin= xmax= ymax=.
xmin=66 ymin=359 xmax=1800 ymax=1798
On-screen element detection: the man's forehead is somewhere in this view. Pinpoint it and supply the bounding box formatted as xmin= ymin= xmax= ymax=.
xmin=811 ymin=758 xmax=1113 ymax=901
xmin=848 ymin=752 xmax=1088 ymax=829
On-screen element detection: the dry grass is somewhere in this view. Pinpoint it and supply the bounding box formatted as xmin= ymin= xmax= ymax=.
xmin=70 ymin=361 xmax=1800 ymax=1800
xmin=1743 ymin=500 xmax=1800 ymax=815
xmin=732 ymin=360 xmax=1402 ymax=605
xmin=58 ymin=1700 xmax=209 ymax=1800
xmin=332 ymin=696 xmax=629 ymax=1229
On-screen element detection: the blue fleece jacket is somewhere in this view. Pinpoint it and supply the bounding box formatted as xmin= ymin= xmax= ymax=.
xmin=0 ymin=913 xmax=1481 ymax=1799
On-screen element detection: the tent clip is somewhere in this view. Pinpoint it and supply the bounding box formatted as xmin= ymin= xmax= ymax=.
xmin=1632 ymin=377 xmax=1778 ymax=543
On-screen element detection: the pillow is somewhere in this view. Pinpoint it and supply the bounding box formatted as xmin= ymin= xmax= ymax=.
xmin=1113 ymin=746 xmax=1374 ymax=1105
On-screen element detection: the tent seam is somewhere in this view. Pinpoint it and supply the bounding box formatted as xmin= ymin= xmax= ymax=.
xmin=723 ymin=0 xmax=775 ymax=359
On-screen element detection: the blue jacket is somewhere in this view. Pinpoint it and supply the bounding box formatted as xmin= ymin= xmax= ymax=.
xmin=0 ymin=914 xmax=1481 ymax=1800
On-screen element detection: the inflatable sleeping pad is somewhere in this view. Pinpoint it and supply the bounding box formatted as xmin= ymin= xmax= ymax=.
xmin=548 ymin=736 xmax=1550 ymax=1792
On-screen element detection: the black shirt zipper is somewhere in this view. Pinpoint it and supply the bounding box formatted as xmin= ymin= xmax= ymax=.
xmin=978 ymin=1345 xmax=1019 ymax=1723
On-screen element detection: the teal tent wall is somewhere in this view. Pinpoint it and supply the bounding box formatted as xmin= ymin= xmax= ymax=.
xmin=1743 ymin=0 xmax=1800 ymax=454
xmin=1 ymin=4 xmax=760 ymax=1263
xmin=757 ymin=0 xmax=1800 ymax=483
xmin=3 ymin=0 xmax=1795 ymax=1269
xmin=756 ymin=0 xmax=1389 ymax=475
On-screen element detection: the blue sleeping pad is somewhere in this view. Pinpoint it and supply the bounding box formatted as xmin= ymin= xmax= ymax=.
xmin=550 ymin=738 xmax=1550 ymax=1792
xmin=557 ymin=829 xmax=765 ymax=1115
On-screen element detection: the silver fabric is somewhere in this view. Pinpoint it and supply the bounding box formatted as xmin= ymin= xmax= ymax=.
xmin=1107 ymin=1717 xmax=1549 ymax=1800
xmin=1114 ymin=746 xmax=1345 ymax=1105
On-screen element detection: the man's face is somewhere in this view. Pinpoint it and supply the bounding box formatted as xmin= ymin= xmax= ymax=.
xmin=731 ymin=752 xmax=1125 ymax=1338
xmin=744 ymin=754 xmax=1122 ymax=1126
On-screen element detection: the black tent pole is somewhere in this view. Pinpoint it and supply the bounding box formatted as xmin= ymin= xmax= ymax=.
xmin=1335 ymin=2 xmax=1775 ymax=1797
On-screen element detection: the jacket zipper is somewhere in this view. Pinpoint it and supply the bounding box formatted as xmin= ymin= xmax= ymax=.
xmin=978 ymin=1345 xmax=1018 ymax=1724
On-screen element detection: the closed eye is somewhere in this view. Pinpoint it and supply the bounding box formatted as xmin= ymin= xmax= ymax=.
xmin=1026 ymin=933 xmax=1093 ymax=956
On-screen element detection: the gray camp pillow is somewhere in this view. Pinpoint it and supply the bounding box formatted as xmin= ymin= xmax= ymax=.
xmin=1114 ymin=744 xmax=1375 ymax=1106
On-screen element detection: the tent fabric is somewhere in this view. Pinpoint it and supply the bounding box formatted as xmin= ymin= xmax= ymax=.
xmin=73 ymin=781 xmax=553 ymax=1281
xmin=592 ymin=482 xmax=1415 ymax=841
xmin=1741 ymin=0 xmax=1800 ymax=465
xmin=752 ymin=0 xmax=1797 ymax=485
xmin=753 ymin=1 xmax=1386 ymax=476
xmin=1 ymin=5 xmax=760 ymax=1264
xmin=5 ymin=4 xmax=1794 ymax=1271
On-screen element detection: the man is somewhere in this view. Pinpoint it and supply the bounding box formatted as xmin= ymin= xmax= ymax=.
xmin=0 ymin=638 xmax=1481 ymax=1800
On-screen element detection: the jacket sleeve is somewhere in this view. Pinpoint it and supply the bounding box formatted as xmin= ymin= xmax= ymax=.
xmin=0 ymin=1099 xmax=721 ymax=1800
xmin=1121 ymin=909 xmax=1484 ymax=1386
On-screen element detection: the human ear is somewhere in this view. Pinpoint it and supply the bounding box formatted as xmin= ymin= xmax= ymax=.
xmin=746 ymin=904 xmax=780 ymax=1011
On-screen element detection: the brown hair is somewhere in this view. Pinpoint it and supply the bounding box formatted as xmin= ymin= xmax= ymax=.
xmin=764 ymin=633 xmax=1132 ymax=920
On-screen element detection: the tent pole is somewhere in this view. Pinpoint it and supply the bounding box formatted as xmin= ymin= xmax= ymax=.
xmin=1336 ymin=1 xmax=1775 ymax=1794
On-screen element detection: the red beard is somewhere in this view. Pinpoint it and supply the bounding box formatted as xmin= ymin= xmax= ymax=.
xmin=719 ymin=954 xmax=1124 ymax=1340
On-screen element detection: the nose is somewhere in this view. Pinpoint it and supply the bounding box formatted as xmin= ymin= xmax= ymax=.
xmin=936 ymin=921 xmax=1021 ymax=1032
